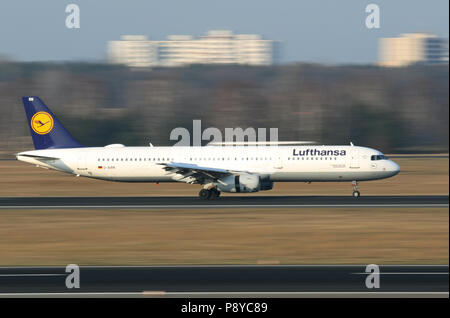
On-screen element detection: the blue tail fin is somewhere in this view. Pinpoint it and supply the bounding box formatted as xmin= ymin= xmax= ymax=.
xmin=22 ymin=96 xmax=84 ymax=150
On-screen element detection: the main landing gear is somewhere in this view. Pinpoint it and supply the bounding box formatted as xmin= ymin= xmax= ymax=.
xmin=199 ymin=188 xmax=221 ymax=200
xmin=352 ymin=181 xmax=360 ymax=198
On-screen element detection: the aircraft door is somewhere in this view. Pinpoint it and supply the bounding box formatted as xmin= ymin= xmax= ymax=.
xmin=273 ymin=148 xmax=283 ymax=169
xmin=76 ymin=153 xmax=88 ymax=173
xmin=349 ymin=148 xmax=360 ymax=168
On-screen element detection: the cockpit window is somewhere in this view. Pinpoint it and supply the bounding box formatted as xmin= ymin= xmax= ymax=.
xmin=371 ymin=155 xmax=388 ymax=161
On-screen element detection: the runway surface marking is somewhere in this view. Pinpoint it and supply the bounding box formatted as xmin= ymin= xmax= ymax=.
xmin=1 ymin=195 xmax=447 ymax=210
xmin=1 ymin=265 xmax=447 ymax=295
xmin=0 ymin=264 xmax=447 ymax=268
xmin=352 ymin=272 xmax=449 ymax=275
xmin=0 ymin=274 xmax=66 ymax=277
xmin=0 ymin=204 xmax=447 ymax=209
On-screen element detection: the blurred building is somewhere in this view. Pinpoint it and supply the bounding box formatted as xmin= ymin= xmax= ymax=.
xmin=108 ymin=35 xmax=158 ymax=68
xmin=378 ymin=33 xmax=449 ymax=67
xmin=108 ymin=30 xmax=275 ymax=68
xmin=159 ymin=30 xmax=274 ymax=66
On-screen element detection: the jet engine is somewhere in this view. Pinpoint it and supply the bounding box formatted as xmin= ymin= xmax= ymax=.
xmin=215 ymin=173 xmax=261 ymax=193
xmin=259 ymin=179 xmax=274 ymax=191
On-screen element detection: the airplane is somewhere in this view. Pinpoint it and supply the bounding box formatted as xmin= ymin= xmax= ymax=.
xmin=17 ymin=96 xmax=400 ymax=199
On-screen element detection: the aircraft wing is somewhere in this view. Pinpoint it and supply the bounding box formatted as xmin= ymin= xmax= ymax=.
xmin=159 ymin=162 xmax=247 ymax=184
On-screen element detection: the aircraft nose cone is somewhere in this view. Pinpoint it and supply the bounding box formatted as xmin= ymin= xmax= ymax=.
xmin=389 ymin=160 xmax=400 ymax=176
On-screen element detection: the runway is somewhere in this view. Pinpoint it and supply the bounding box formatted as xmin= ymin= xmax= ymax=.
xmin=0 ymin=195 xmax=447 ymax=209
xmin=0 ymin=265 xmax=447 ymax=297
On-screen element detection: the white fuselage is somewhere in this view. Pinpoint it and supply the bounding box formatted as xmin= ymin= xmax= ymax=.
xmin=17 ymin=145 xmax=400 ymax=183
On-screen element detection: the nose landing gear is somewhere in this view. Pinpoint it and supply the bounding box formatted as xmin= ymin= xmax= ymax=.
xmin=352 ymin=181 xmax=360 ymax=198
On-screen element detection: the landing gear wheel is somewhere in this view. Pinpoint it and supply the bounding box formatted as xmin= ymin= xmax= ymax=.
xmin=199 ymin=189 xmax=211 ymax=200
xmin=352 ymin=181 xmax=360 ymax=198
xmin=209 ymin=188 xmax=221 ymax=199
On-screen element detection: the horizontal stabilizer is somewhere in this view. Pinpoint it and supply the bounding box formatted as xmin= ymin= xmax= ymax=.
xmin=16 ymin=153 xmax=60 ymax=161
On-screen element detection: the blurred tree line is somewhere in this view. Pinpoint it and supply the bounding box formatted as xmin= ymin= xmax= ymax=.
xmin=0 ymin=62 xmax=448 ymax=155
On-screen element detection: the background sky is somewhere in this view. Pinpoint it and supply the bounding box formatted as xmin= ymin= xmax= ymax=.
xmin=0 ymin=0 xmax=448 ymax=64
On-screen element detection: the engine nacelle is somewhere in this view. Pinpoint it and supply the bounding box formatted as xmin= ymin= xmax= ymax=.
xmin=215 ymin=174 xmax=260 ymax=193
xmin=259 ymin=179 xmax=274 ymax=191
